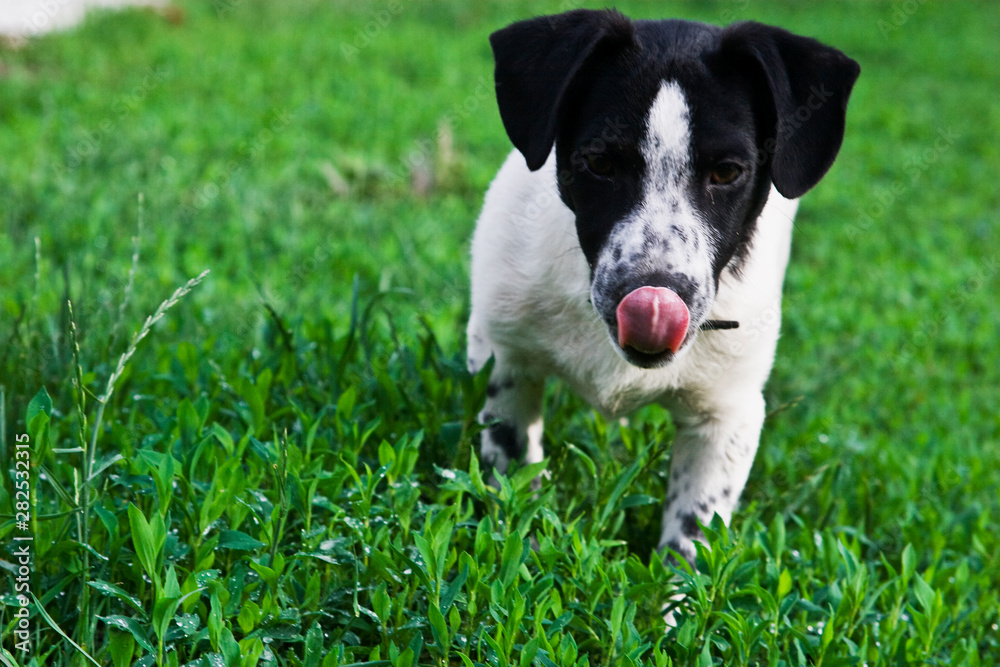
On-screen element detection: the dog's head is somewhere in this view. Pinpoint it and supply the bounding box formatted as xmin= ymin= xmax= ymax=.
xmin=490 ymin=10 xmax=859 ymax=368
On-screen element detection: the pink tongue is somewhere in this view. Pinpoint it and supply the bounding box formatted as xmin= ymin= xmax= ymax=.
xmin=616 ymin=286 xmax=690 ymax=355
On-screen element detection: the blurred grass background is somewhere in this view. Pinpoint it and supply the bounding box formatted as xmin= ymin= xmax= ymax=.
xmin=1 ymin=0 xmax=999 ymax=664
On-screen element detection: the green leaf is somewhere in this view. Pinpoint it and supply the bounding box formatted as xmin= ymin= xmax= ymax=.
xmin=413 ymin=533 xmax=435 ymax=585
xmin=100 ymin=615 xmax=155 ymax=654
xmin=778 ymin=568 xmax=793 ymax=599
xmin=108 ymin=628 xmax=136 ymax=667
xmin=220 ymin=628 xmax=242 ymax=667
xmin=378 ymin=439 xmax=396 ymax=468
xmin=152 ymin=594 xmax=183 ymax=647
xmin=474 ymin=517 xmax=493 ymax=562
xmin=499 ymin=535 xmax=525 ymax=588
xmin=88 ymin=452 xmax=125 ymax=483
xmin=391 ymin=647 xmax=414 ymax=667
xmin=482 ymin=633 xmax=509 ymax=667
xmin=208 ymin=590 xmax=224 ymax=650
xmin=441 ymin=565 xmax=468 ymax=613
xmin=237 ymin=600 xmax=260 ymax=634
xmin=518 ymin=636 xmax=540 ymax=667
xmin=820 ymin=614 xmax=835 ymax=650
xmin=565 ymin=442 xmax=597 ymax=480
xmin=240 ymin=637 xmax=266 ymax=667
xmin=609 ymin=593 xmax=625 ymax=639
xmin=304 ymin=621 xmax=324 ymax=667
xmin=372 ymin=582 xmax=390 ymax=623
xmin=675 ymin=617 xmax=697 ymax=650
xmin=408 ymin=633 xmax=424 ymax=664
xmin=174 ymin=613 xmax=200 ymax=637
xmin=913 ymin=574 xmax=936 ymax=613
xmin=427 ymin=602 xmax=449 ymax=654
xmin=598 ymin=461 xmax=643 ymax=527
xmin=163 ymin=562 xmax=181 ymax=598
xmin=770 ymin=514 xmax=787 ymax=567
xmin=153 ymin=452 xmax=178 ymax=516
xmin=218 ymin=529 xmax=266 ymax=551
xmin=88 ymin=580 xmax=145 ymax=615
xmin=619 ymin=493 xmax=659 ymax=509
xmin=27 ymin=387 xmax=52 ymax=459
xmin=337 ymin=385 xmax=357 ymax=420
xmin=901 ymin=543 xmax=917 ymax=584
xmin=177 ymin=398 xmax=201 ymax=446
xmin=212 ymin=422 xmax=235 ymax=455
xmin=248 ymin=560 xmax=279 ymax=594
xmin=509 ymin=460 xmax=548 ymax=493
xmin=153 ymin=572 xmax=202 ymax=647
xmin=127 ymin=503 xmax=163 ymax=589
xmin=27 ymin=386 xmax=53 ymax=425
xmin=697 ymin=638 xmax=713 ymax=667
xmin=558 ymin=633 xmax=578 ymax=666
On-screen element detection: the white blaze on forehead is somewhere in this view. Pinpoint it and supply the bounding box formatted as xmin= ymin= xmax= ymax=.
xmin=591 ymin=79 xmax=717 ymax=326
xmin=643 ymin=80 xmax=692 ymax=174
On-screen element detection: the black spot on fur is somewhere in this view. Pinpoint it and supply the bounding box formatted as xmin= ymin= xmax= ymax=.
xmin=722 ymin=486 xmax=732 ymax=499
xmin=485 ymin=379 xmax=514 ymax=398
xmin=663 ymin=537 xmax=695 ymax=566
xmin=680 ymin=512 xmax=701 ymax=539
xmin=488 ymin=422 xmax=524 ymax=460
xmin=667 ymin=491 xmax=678 ymax=504
xmin=696 ymin=501 xmax=709 ymax=514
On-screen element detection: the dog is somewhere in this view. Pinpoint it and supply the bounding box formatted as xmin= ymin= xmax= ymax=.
xmin=466 ymin=9 xmax=859 ymax=566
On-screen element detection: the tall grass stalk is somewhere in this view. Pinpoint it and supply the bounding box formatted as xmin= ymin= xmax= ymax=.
xmin=76 ymin=269 xmax=209 ymax=653
xmin=68 ymin=300 xmax=94 ymax=650
xmin=108 ymin=194 xmax=144 ymax=354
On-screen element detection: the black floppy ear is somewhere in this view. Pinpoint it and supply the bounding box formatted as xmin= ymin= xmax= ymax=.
xmin=719 ymin=22 xmax=860 ymax=199
xmin=490 ymin=9 xmax=634 ymax=171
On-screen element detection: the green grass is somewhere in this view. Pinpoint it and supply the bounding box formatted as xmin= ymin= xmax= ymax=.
xmin=1 ymin=0 xmax=999 ymax=664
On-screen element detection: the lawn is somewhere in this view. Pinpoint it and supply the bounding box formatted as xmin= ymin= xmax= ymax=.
xmin=1 ymin=0 xmax=998 ymax=665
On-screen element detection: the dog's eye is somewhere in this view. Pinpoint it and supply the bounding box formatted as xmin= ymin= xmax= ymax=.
xmin=585 ymin=153 xmax=614 ymax=176
xmin=709 ymin=163 xmax=742 ymax=185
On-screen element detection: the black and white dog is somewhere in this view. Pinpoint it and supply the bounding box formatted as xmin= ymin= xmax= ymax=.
xmin=467 ymin=10 xmax=859 ymax=564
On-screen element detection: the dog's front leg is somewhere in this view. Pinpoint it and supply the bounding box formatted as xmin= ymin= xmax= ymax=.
xmin=657 ymin=391 xmax=765 ymax=565
xmin=467 ymin=329 xmax=545 ymax=477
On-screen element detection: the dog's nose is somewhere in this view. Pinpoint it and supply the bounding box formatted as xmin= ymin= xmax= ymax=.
xmin=616 ymin=286 xmax=690 ymax=354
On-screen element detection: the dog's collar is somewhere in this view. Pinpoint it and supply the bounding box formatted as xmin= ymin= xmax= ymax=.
xmin=700 ymin=320 xmax=739 ymax=331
